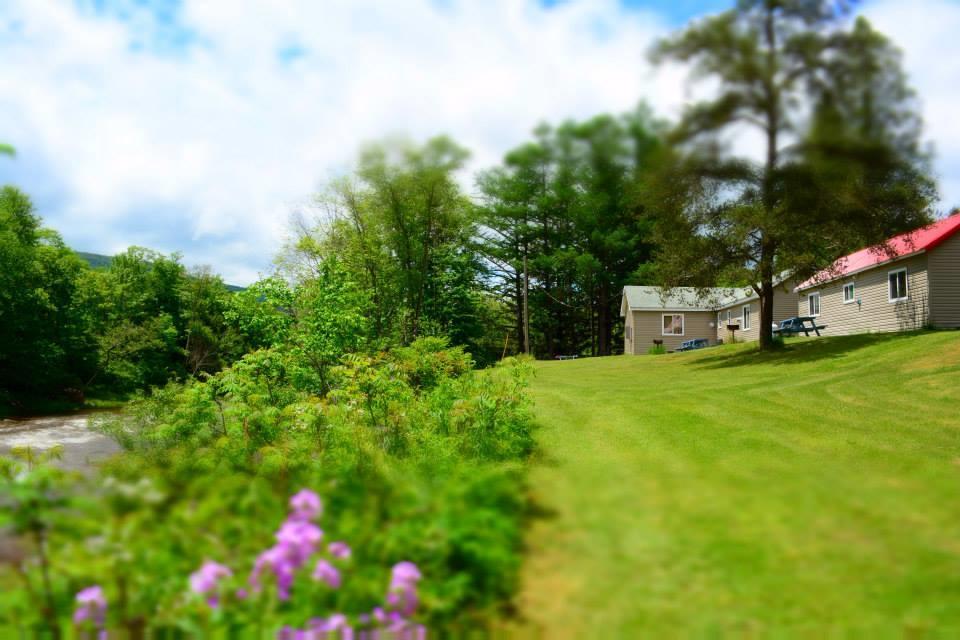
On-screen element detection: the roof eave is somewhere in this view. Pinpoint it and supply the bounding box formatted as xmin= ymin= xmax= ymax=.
xmin=795 ymin=249 xmax=926 ymax=292
xmin=628 ymin=306 xmax=715 ymax=313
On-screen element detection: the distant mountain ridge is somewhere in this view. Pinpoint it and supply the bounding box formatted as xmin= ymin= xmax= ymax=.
xmin=76 ymin=251 xmax=112 ymax=269
xmin=75 ymin=251 xmax=245 ymax=292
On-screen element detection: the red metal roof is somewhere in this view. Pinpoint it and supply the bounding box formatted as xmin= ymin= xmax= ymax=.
xmin=797 ymin=212 xmax=960 ymax=290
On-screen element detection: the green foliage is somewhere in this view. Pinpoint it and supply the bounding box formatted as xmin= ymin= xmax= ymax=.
xmin=0 ymin=204 xmax=244 ymax=409
xmin=224 ymin=276 xmax=296 ymax=350
xmin=281 ymin=137 xmax=503 ymax=363
xmin=646 ymin=344 xmax=666 ymax=355
xmin=0 ymin=187 xmax=98 ymax=401
xmin=477 ymin=106 xmax=664 ymax=358
xmin=0 ymin=446 xmax=75 ymax=636
xmin=0 ymin=337 xmax=535 ymax=633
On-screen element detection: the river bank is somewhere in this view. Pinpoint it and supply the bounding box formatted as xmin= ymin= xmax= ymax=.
xmin=0 ymin=410 xmax=121 ymax=471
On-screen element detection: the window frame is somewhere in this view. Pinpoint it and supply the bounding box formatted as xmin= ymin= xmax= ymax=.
xmin=625 ymin=325 xmax=632 ymax=340
xmin=888 ymin=267 xmax=909 ymax=302
xmin=808 ymin=292 xmax=821 ymax=317
xmin=842 ymin=282 xmax=856 ymax=304
xmin=742 ymin=304 xmax=752 ymax=330
xmin=661 ymin=313 xmax=685 ymax=337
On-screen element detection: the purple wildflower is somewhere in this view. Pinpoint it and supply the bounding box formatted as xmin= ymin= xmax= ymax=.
xmin=280 ymin=614 xmax=354 ymax=640
xmin=311 ymin=559 xmax=341 ymax=589
xmin=249 ymin=508 xmax=326 ymax=601
xmin=189 ymin=560 xmax=232 ymax=607
xmin=276 ymin=519 xmax=323 ymax=562
xmin=289 ymin=489 xmax=322 ymax=521
xmin=327 ymin=541 xmax=351 ymax=559
xmin=251 ymin=545 xmax=297 ymax=600
xmin=390 ymin=562 xmax=422 ymax=589
xmin=388 ymin=562 xmax=422 ymax=618
xmin=73 ymin=585 xmax=107 ymax=626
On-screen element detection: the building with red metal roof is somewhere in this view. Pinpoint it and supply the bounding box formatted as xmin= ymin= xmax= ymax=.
xmin=794 ymin=212 xmax=960 ymax=335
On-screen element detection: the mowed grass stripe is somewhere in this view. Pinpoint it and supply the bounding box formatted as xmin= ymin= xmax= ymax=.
xmin=518 ymin=331 xmax=960 ymax=637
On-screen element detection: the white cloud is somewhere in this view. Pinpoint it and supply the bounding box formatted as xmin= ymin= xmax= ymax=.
xmin=862 ymin=0 xmax=960 ymax=212
xmin=0 ymin=0 xmax=684 ymax=283
xmin=1 ymin=0 xmax=958 ymax=284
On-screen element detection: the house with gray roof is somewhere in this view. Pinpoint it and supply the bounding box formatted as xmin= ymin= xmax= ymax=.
xmin=620 ymin=278 xmax=799 ymax=354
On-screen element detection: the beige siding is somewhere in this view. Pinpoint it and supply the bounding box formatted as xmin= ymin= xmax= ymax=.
xmin=631 ymin=310 xmax=715 ymax=352
xmin=796 ymin=254 xmax=930 ymax=335
xmin=772 ymin=286 xmax=800 ymax=325
xmin=623 ymin=308 xmax=636 ymax=354
xmin=928 ymin=232 xmax=960 ymax=328
xmin=715 ymin=285 xmax=800 ymax=343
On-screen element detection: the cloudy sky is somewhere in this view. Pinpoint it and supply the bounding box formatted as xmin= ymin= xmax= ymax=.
xmin=2 ymin=0 xmax=959 ymax=284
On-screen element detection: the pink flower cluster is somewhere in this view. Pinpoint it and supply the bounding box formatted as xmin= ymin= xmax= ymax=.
xmin=74 ymin=489 xmax=423 ymax=638
xmin=282 ymin=561 xmax=425 ymax=639
xmin=73 ymin=585 xmax=107 ymax=638
xmin=189 ymin=560 xmax=232 ymax=608
xmin=387 ymin=562 xmax=422 ymax=618
xmin=248 ymin=489 xmax=342 ymax=600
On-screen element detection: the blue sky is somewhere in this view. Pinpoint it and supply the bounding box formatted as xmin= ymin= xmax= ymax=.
xmin=2 ymin=0 xmax=960 ymax=284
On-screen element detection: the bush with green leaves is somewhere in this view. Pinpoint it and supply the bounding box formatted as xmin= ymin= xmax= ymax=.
xmin=0 ymin=339 xmax=536 ymax=635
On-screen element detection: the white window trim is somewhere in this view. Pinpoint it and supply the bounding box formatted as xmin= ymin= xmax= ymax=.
xmin=842 ymin=282 xmax=856 ymax=304
xmin=808 ymin=292 xmax=821 ymax=317
xmin=742 ymin=305 xmax=752 ymax=330
xmin=888 ymin=267 xmax=909 ymax=302
xmin=662 ymin=313 xmax=685 ymax=337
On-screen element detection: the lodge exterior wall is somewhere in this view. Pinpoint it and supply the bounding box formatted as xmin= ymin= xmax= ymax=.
xmin=796 ymin=254 xmax=930 ymax=335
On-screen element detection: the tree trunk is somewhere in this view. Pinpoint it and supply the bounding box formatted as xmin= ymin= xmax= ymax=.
xmin=759 ymin=276 xmax=775 ymax=349
xmin=597 ymin=281 xmax=610 ymax=355
xmin=522 ymin=252 xmax=530 ymax=355
xmin=758 ymin=4 xmax=779 ymax=351
xmin=513 ymin=273 xmax=524 ymax=356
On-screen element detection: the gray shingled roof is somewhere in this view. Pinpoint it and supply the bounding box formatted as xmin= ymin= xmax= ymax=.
xmin=620 ymin=286 xmax=759 ymax=316
xmin=621 ymin=272 xmax=794 ymax=316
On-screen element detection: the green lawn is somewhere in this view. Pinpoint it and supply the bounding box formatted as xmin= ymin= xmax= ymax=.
xmin=518 ymin=331 xmax=960 ymax=637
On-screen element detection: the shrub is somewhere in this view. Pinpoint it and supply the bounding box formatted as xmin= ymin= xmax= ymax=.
xmin=1 ymin=339 xmax=535 ymax=634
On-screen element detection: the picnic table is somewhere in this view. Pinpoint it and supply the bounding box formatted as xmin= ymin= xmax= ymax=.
xmin=773 ymin=316 xmax=827 ymax=337
xmin=677 ymin=338 xmax=710 ymax=352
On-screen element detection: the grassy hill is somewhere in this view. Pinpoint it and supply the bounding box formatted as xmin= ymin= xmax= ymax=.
xmin=519 ymin=331 xmax=960 ymax=637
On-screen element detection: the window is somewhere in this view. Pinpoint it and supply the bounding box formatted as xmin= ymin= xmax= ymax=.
xmin=662 ymin=313 xmax=685 ymax=336
xmin=843 ymin=282 xmax=856 ymax=304
xmin=888 ymin=268 xmax=908 ymax=302
xmin=742 ymin=305 xmax=752 ymax=330
xmin=808 ymin=292 xmax=821 ymax=317
xmin=625 ymin=326 xmax=632 ymax=340
xmin=726 ymin=310 xmax=732 ymax=325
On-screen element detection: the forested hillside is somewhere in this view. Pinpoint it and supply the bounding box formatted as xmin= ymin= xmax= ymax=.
xmin=0 ymin=189 xmax=244 ymax=415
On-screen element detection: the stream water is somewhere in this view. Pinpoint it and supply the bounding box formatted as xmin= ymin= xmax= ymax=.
xmin=0 ymin=411 xmax=120 ymax=471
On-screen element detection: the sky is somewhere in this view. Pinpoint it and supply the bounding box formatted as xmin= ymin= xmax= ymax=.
xmin=2 ymin=0 xmax=960 ymax=285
